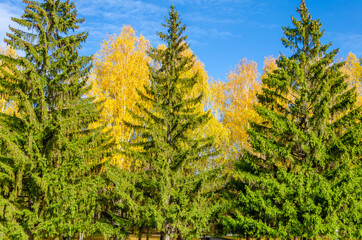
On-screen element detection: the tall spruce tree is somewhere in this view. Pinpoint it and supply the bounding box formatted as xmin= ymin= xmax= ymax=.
xmin=0 ymin=0 xmax=113 ymax=239
xmin=224 ymin=1 xmax=361 ymax=239
xmin=123 ymin=6 xmax=219 ymax=240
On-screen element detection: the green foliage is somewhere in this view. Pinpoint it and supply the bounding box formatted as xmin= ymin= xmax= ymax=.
xmin=122 ymin=6 xmax=220 ymax=240
xmin=0 ymin=0 xmax=114 ymax=238
xmin=0 ymin=1 xmax=359 ymax=239
xmin=224 ymin=0 xmax=362 ymax=239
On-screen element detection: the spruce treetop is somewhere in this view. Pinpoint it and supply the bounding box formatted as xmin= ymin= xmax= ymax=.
xmin=282 ymin=0 xmax=326 ymax=58
xmin=122 ymin=5 xmax=219 ymax=240
xmin=225 ymin=1 xmax=361 ymax=239
xmin=0 ymin=0 xmax=113 ymax=238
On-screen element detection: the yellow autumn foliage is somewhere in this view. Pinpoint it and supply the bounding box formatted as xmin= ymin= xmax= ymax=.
xmin=0 ymin=45 xmax=17 ymax=115
xmin=341 ymin=52 xmax=362 ymax=106
xmin=261 ymin=56 xmax=278 ymax=80
xmin=89 ymin=27 xmax=230 ymax=171
xmin=211 ymin=58 xmax=261 ymax=157
xmin=88 ymin=26 xmax=150 ymax=169
xmin=178 ymin=47 xmax=231 ymax=171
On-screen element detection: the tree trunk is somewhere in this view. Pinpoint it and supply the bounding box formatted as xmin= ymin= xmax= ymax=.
xmin=26 ymin=231 xmax=34 ymax=240
xmin=138 ymin=227 xmax=143 ymax=240
xmin=160 ymin=227 xmax=173 ymax=240
xmin=165 ymin=233 xmax=172 ymax=240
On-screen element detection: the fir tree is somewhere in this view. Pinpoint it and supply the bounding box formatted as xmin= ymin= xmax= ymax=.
xmin=123 ymin=6 xmax=220 ymax=240
xmin=0 ymin=0 xmax=113 ymax=238
xmin=224 ymin=1 xmax=361 ymax=239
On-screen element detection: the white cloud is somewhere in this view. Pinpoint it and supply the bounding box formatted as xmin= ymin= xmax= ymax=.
xmin=188 ymin=25 xmax=236 ymax=40
xmin=74 ymin=0 xmax=168 ymax=50
xmin=326 ymin=32 xmax=362 ymax=57
xmin=173 ymin=0 xmax=252 ymax=5
xmin=338 ymin=34 xmax=362 ymax=56
xmin=0 ymin=0 xmax=267 ymax=53
xmin=0 ymin=2 xmax=23 ymax=47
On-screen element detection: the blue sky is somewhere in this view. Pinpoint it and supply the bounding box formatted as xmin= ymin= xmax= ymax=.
xmin=0 ymin=0 xmax=361 ymax=81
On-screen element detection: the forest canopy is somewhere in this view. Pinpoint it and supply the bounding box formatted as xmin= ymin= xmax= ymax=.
xmin=0 ymin=0 xmax=360 ymax=239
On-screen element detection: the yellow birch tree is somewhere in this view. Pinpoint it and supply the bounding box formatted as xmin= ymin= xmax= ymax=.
xmin=89 ymin=28 xmax=230 ymax=171
xmin=181 ymin=47 xmax=231 ymax=171
xmin=0 ymin=45 xmax=17 ymax=114
xmin=341 ymin=52 xmax=362 ymax=106
xmin=211 ymin=58 xmax=261 ymax=157
xmin=88 ymin=25 xmax=150 ymax=169
xmin=261 ymin=56 xmax=278 ymax=80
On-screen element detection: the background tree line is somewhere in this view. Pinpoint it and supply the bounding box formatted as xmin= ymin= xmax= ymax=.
xmin=0 ymin=0 xmax=360 ymax=239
